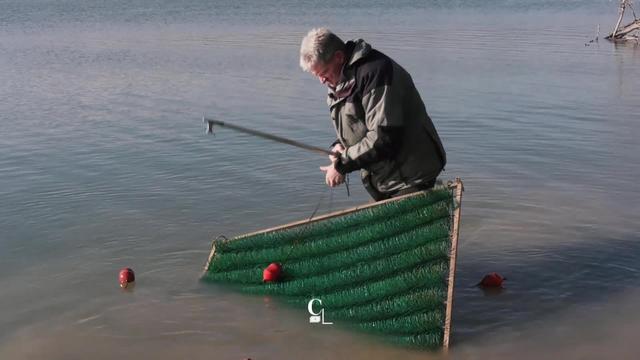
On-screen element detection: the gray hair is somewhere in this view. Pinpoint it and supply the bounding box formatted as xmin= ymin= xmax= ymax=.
xmin=299 ymin=28 xmax=345 ymax=72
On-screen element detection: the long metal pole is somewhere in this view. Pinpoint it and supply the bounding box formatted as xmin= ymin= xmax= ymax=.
xmin=203 ymin=117 xmax=338 ymax=157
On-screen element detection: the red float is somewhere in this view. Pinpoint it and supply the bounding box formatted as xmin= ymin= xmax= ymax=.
xmin=263 ymin=263 xmax=282 ymax=283
xmin=478 ymin=272 xmax=505 ymax=287
xmin=119 ymin=268 xmax=135 ymax=288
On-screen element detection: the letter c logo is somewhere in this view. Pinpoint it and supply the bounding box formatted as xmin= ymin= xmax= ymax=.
xmin=308 ymin=298 xmax=322 ymax=316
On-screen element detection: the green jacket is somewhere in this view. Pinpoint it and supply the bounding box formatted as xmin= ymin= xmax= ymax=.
xmin=330 ymin=39 xmax=446 ymax=199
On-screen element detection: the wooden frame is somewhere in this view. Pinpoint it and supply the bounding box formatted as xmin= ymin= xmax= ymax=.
xmin=203 ymin=178 xmax=464 ymax=351
xmin=443 ymin=177 xmax=463 ymax=351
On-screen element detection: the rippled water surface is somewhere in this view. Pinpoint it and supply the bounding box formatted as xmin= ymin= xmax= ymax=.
xmin=1 ymin=1 xmax=639 ymax=359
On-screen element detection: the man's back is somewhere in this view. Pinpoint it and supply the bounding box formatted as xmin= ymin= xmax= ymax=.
xmin=328 ymin=39 xmax=446 ymax=199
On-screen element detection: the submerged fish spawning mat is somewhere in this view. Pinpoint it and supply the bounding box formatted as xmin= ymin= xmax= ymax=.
xmin=202 ymin=178 xmax=463 ymax=350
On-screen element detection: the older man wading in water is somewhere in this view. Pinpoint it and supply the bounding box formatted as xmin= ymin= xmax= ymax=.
xmin=299 ymin=28 xmax=447 ymax=201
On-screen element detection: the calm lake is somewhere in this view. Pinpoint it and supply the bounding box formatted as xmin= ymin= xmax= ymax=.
xmin=1 ymin=0 xmax=639 ymax=359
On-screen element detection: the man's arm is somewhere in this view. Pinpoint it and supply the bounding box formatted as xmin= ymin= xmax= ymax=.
xmin=335 ymin=65 xmax=404 ymax=175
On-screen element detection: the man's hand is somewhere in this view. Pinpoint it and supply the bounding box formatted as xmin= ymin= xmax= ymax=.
xmin=329 ymin=143 xmax=345 ymax=163
xmin=320 ymin=162 xmax=345 ymax=187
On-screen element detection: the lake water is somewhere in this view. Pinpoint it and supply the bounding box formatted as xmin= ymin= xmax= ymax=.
xmin=1 ymin=1 xmax=639 ymax=359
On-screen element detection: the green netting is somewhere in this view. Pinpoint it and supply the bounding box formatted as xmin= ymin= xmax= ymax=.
xmin=280 ymin=263 xmax=448 ymax=309
xmin=388 ymin=333 xmax=443 ymax=349
xmin=208 ymin=200 xmax=450 ymax=272
xmin=328 ymin=288 xmax=446 ymax=322
xmin=202 ymin=188 xmax=457 ymax=349
xmin=357 ymin=311 xmax=444 ymax=335
xmin=216 ymin=189 xmax=452 ymax=253
xmin=238 ymin=242 xmax=447 ymax=296
xmin=206 ymin=221 xmax=450 ymax=284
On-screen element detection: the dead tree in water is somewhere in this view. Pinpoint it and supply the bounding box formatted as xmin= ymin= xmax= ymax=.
xmin=606 ymin=0 xmax=640 ymax=41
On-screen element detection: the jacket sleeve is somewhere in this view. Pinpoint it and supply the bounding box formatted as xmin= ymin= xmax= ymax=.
xmin=334 ymin=67 xmax=404 ymax=175
xmin=329 ymin=139 xmax=341 ymax=149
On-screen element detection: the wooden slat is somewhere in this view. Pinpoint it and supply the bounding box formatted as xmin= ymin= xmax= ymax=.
xmin=443 ymin=178 xmax=463 ymax=351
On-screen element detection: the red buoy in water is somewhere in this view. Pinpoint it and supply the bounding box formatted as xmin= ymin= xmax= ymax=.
xmin=119 ymin=268 xmax=135 ymax=288
xmin=478 ymin=272 xmax=506 ymax=287
xmin=263 ymin=263 xmax=282 ymax=283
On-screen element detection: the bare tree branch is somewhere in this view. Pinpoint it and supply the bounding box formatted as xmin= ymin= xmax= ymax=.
xmin=606 ymin=0 xmax=640 ymax=41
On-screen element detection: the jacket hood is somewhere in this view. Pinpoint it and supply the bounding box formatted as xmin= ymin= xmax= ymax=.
xmin=346 ymin=39 xmax=372 ymax=67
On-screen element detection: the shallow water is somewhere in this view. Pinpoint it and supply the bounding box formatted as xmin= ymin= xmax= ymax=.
xmin=1 ymin=1 xmax=639 ymax=359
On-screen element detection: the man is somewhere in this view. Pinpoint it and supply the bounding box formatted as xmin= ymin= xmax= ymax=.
xmin=299 ymin=28 xmax=446 ymax=201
